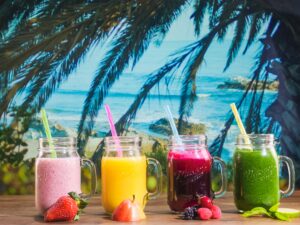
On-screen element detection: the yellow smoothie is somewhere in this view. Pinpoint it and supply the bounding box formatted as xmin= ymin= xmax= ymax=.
xmin=101 ymin=156 xmax=147 ymax=213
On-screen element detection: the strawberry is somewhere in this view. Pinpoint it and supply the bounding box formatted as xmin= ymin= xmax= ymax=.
xmin=197 ymin=208 xmax=212 ymax=220
xmin=211 ymin=205 xmax=222 ymax=219
xmin=44 ymin=192 xmax=88 ymax=222
xmin=199 ymin=196 xmax=213 ymax=209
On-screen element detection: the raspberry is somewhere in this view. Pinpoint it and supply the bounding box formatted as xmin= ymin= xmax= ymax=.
xmin=211 ymin=205 xmax=222 ymax=219
xmin=197 ymin=208 xmax=212 ymax=220
xmin=199 ymin=196 xmax=213 ymax=209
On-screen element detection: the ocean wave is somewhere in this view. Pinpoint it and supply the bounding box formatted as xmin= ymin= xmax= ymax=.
xmin=197 ymin=94 xmax=211 ymax=98
xmin=57 ymin=89 xmax=215 ymax=99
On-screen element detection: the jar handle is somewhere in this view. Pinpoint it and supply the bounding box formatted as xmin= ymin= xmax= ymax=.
xmin=80 ymin=158 xmax=97 ymax=199
xmin=146 ymin=158 xmax=163 ymax=200
xmin=279 ymin=156 xmax=295 ymax=198
xmin=212 ymin=156 xmax=227 ymax=198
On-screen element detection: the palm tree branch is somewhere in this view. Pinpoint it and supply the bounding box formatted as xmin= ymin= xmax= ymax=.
xmin=77 ymin=0 xmax=189 ymax=149
xmin=223 ymin=13 xmax=249 ymax=71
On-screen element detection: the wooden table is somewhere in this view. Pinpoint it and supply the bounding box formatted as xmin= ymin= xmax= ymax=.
xmin=1 ymin=192 xmax=300 ymax=225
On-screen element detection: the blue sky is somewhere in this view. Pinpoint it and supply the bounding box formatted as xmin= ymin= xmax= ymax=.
xmin=165 ymin=7 xmax=235 ymax=41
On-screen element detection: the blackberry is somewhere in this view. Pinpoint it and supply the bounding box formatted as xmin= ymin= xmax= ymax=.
xmin=182 ymin=206 xmax=198 ymax=220
xmin=192 ymin=206 xmax=199 ymax=218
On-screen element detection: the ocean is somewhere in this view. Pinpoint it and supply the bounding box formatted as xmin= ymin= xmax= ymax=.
xmin=42 ymin=40 xmax=277 ymax=160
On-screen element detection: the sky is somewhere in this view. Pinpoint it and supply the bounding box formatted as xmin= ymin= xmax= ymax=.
xmin=164 ymin=6 xmax=235 ymax=41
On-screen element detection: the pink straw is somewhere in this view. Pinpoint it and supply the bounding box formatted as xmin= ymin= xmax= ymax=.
xmin=104 ymin=104 xmax=122 ymax=157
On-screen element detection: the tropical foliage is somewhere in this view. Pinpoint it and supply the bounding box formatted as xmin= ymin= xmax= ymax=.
xmin=0 ymin=1 xmax=300 ymax=185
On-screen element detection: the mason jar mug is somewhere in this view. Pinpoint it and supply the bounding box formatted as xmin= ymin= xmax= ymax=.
xmin=101 ymin=136 xmax=163 ymax=214
xmin=167 ymin=135 xmax=227 ymax=212
xmin=35 ymin=137 xmax=97 ymax=213
xmin=233 ymin=134 xmax=295 ymax=211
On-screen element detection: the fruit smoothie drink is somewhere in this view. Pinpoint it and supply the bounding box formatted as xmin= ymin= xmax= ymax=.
xmin=35 ymin=157 xmax=81 ymax=213
xmin=233 ymin=149 xmax=279 ymax=211
xmin=168 ymin=149 xmax=212 ymax=211
xmin=101 ymin=156 xmax=147 ymax=213
xmin=167 ymin=135 xmax=227 ymax=212
xmin=102 ymin=136 xmax=162 ymax=214
xmin=233 ymin=134 xmax=295 ymax=212
xmin=35 ymin=137 xmax=96 ymax=214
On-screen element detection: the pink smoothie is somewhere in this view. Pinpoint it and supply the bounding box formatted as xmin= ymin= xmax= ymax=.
xmin=35 ymin=157 xmax=81 ymax=213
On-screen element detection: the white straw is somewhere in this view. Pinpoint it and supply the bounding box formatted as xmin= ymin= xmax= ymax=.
xmin=164 ymin=106 xmax=183 ymax=146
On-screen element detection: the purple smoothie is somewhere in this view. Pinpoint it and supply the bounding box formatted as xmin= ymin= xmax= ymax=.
xmin=167 ymin=149 xmax=212 ymax=212
xmin=35 ymin=157 xmax=81 ymax=213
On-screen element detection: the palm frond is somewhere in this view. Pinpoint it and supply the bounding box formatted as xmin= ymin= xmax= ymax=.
xmin=0 ymin=0 xmax=42 ymax=41
xmin=209 ymin=17 xmax=279 ymax=156
xmin=223 ymin=13 xmax=249 ymax=71
xmin=177 ymin=9 xmax=254 ymax=131
xmin=177 ymin=33 xmax=215 ymax=131
xmin=77 ymin=0 xmax=189 ymax=149
xmin=91 ymin=41 xmax=204 ymax=158
xmin=243 ymin=13 xmax=269 ymax=54
xmin=210 ymin=0 xmax=239 ymax=29
xmin=0 ymin=1 xmax=130 ymax=117
xmin=190 ymin=0 xmax=210 ymax=37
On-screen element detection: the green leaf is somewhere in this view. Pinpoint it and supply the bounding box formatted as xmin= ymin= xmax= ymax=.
xmin=274 ymin=212 xmax=290 ymax=221
xmin=269 ymin=203 xmax=280 ymax=212
xmin=242 ymin=207 xmax=271 ymax=218
xmin=74 ymin=214 xmax=80 ymax=221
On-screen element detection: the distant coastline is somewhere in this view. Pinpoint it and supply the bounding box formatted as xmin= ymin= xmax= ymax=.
xmin=217 ymin=76 xmax=278 ymax=91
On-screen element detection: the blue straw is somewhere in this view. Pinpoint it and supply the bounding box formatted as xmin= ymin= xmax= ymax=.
xmin=164 ymin=106 xmax=183 ymax=146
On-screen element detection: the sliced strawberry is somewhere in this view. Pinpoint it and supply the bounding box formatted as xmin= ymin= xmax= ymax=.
xmin=112 ymin=195 xmax=146 ymax=222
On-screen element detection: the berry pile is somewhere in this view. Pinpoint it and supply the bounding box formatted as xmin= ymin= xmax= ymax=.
xmin=182 ymin=196 xmax=222 ymax=220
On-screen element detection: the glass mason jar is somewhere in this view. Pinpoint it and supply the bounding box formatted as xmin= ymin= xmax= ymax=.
xmin=101 ymin=136 xmax=163 ymax=214
xmin=35 ymin=137 xmax=97 ymax=214
xmin=167 ymin=135 xmax=227 ymax=212
xmin=233 ymin=134 xmax=295 ymax=211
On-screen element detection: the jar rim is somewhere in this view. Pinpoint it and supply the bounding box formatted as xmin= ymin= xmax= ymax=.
xmin=39 ymin=137 xmax=77 ymax=142
xmin=236 ymin=133 xmax=275 ymax=146
xmin=105 ymin=136 xmax=142 ymax=143
xmin=169 ymin=134 xmax=206 ymax=139
xmin=38 ymin=137 xmax=77 ymax=151
xmin=104 ymin=136 xmax=142 ymax=152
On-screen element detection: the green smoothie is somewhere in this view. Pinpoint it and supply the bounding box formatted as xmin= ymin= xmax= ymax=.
xmin=233 ymin=148 xmax=280 ymax=211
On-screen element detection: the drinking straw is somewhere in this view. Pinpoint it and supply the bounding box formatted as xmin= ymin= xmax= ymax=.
xmin=40 ymin=109 xmax=57 ymax=158
xmin=230 ymin=103 xmax=251 ymax=146
xmin=164 ymin=105 xmax=183 ymax=147
xmin=104 ymin=104 xmax=122 ymax=157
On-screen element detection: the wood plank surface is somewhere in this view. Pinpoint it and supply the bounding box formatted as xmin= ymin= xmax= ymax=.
xmin=0 ymin=192 xmax=300 ymax=225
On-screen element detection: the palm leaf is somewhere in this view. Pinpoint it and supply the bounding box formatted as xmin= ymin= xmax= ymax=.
xmin=209 ymin=17 xmax=279 ymax=156
xmin=191 ymin=0 xmax=211 ymax=37
xmin=77 ymin=0 xmax=189 ymax=149
xmin=90 ymin=41 xmax=207 ymax=158
xmin=178 ymin=34 xmax=215 ymax=131
xmin=0 ymin=1 xmax=131 ymax=117
xmin=223 ymin=13 xmax=249 ymax=71
xmin=243 ymin=13 xmax=269 ymax=54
